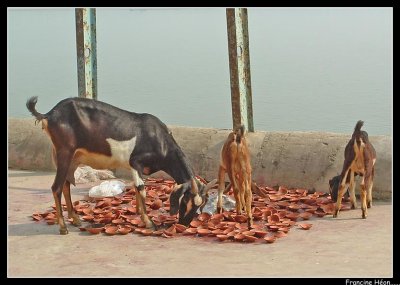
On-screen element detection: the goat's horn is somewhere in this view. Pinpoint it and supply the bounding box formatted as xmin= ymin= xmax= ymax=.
xmin=190 ymin=178 xmax=199 ymax=195
xmin=204 ymin=179 xmax=218 ymax=194
xmin=191 ymin=178 xmax=203 ymax=206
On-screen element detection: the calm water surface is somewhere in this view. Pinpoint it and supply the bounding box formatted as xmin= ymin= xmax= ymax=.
xmin=8 ymin=8 xmax=392 ymax=135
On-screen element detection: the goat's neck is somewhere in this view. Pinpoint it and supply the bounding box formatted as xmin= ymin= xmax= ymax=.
xmin=164 ymin=149 xmax=194 ymax=184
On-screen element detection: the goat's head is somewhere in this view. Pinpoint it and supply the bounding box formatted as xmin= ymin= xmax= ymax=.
xmin=233 ymin=125 xmax=246 ymax=144
xmin=169 ymin=178 xmax=218 ymax=226
xmin=328 ymin=175 xmax=341 ymax=202
xmin=329 ymin=174 xmax=349 ymax=202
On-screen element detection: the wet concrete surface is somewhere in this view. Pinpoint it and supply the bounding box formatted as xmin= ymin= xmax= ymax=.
xmin=7 ymin=170 xmax=393 ymax=277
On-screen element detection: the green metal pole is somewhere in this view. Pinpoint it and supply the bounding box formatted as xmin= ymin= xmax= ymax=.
xmin=75 ymin=8 xmax=98 ymax=99
xmin=226 ymin=8 xmax=254 ymax=132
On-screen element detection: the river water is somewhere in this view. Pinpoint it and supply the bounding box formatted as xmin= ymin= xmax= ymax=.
xmin=8 ymin=8 xmax=392 ymax=135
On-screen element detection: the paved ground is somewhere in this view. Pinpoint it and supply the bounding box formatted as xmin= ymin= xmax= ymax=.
xmin=7 ymin=170 xmax=393 ymax=278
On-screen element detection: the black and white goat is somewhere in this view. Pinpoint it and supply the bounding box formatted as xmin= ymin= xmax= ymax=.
xmin=26 ymin=97 xmax=216 ymax=234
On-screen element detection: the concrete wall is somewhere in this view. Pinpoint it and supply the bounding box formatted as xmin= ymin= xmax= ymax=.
xmin=8 ymin=118 xmax=392 ymax=200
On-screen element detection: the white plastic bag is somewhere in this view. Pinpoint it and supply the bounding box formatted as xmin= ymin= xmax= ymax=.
xmin=88 ymin=180 xmax=126 ymax=197
xmin=200 ymin=192 xmax=236 ymax=215
xmin=74 ymin=166 xmax=116 ymax=183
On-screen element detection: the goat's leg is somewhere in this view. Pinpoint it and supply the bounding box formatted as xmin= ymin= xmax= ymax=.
xmin=333 ymin=169 xmax=350 ymax=218
xmin=217 ymin=165 xmax=226 ymax=214
xmin=228 ymin=171 xmax=241 ymax=214
xmin=360 ymin=178 xmax=368 ymax=219
xmin=244 ymin=178 xmax=253 ymax=229
xmin=129 ymin=154 xmax=159 ymax=229
xmin=348 ymin=171 xmax=357 ymax=209
xmin=367 ymin=181 xmax=373 ymax=208
xmin=367 ymin=167 xmax=374 ymax=208
xmin=131 ymin=169 xmax=157 ymax=230
xmin=239 ymin=182 xmax=246 ymax=214
xmin=361 ymin=172 xmax=373 ymax=218
xmin=62 ymin=180 xmax=81 ymax=226
xmin=52 ymin=150 xmax=73 ymax=235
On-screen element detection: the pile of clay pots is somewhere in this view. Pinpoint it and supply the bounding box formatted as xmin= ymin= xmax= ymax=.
xmin=32 ymin=177 xmax=350 ymax=244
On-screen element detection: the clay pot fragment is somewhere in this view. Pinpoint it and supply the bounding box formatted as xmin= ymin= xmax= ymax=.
xmin=175 ymin=224 xmax=187 ymax=233
xmin=183 ymin=228 xmax=197 ymax=235
xmin=233 ymin=215 xmax=248 ymax=224
xmin=164 ymin=225 xmax=176 ymax=236
xmin=211 ymin=229 xmax=224 ymax=236
xmin=86 ymin=224 xmax=104 ymax=234
xmin=285 ymin=213 xmax=299 ymax=221
xmin=253 ymin=230 xmax=268 ymax=238
xmin=197 ymin=229 xmax=211 ymax=237
xmin=111 ymin=199 xmax=122 ymax=206
xmin=216 ymin=234 xmax=229 ymax=241
xmin=197 ymin=213 xmax=211 ymax=222
xmin=274 ymin=231 xmax=287 ymax=238
xmin=296 ymin=189 xmax=307 ymax=196
xmin=242 ymin=230 xmax=255 ymax=236
xmin=298 ymin=223 xmax=313 ymax=230
xmin=32 ymin=214 xmax=42 ymax=221
xmin=150 ymin=199 xmax=163 ymax=210
xmin=211 ymin=213 xmax=224 ymax=221
xmin=299 ymin=212 xmax=312 ymax=220
xmin=105 ymin=226 xmax=118 ymax=235
xmin=190 ymin=220 xmax=202 ymax=228
xmin=314 ymin=211 xmax=326 ymax=217
xmin=320 ymin=203 xmax=335 ymax=214
xmin=268 ymin=194 xmax=283 ymax=202
xmin=141 ymin=229 xmax=154 ymax=236
xmin=267 ymin=225 xmax=280 ymax=232
xmin=82 ymin=215 xmax=94 ymax=222
xmin=152 ymin=230 xmax=164 ymax=236
xmin=234 ymin=233 xmax=245 ymax=241
xmin=118 ymin=226 xmax=132 ymax=235
xmin=244 ymin=235 xmax=258 ymax=242
xmin=112 ymin=218 xmax=124 ymax=225
xmin=264 ymin=236 xmax=276 ymax=243
xmin=269 ymin=214 xmax=280 ymax=224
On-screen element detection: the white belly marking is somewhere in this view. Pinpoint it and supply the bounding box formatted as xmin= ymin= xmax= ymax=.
xmin=106 ymin=136 xmax=137 ymax=166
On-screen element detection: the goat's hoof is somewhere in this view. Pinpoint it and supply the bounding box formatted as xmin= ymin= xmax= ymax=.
xmin=351 ymin=204 xmax=356 ymax=210
xmin=59 ymin=228 xmax=69 ymax=235
xmin=362 ymin=212 xmax=367 ymax=219
xmin=367 ymin=203 xmax=372 ymax=208
xmin=247 ymin=220 xmax=253 ymax=230
xmin=332 ymin=211 xmax=338 ymax=218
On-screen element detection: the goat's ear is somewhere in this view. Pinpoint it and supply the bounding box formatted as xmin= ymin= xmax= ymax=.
xmin=171 ymin=184 xmax=185 ymax=197
xmin=190 ymin=178 xmax=199 ymax=195
xmin=203 ymin=179 xmax=218 ymax=194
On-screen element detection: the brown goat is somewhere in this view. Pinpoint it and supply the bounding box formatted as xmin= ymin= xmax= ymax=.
xmin=333 ymin=120 xmax=376 ymax=219
xmin=217 ymin=125 xmax=253 ymax=228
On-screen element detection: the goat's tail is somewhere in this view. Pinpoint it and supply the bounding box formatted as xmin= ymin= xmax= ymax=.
xmin=235 ymin=125 xmax=246 ymax=144
xmin=26 ymin=96 xmax=45 ymax=123
xmin=354 ymin=120 xmax=364 ymax=133
xmin=352 ymin=120 xmax=364 ymax=138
